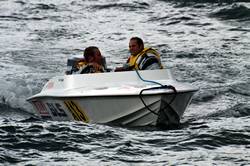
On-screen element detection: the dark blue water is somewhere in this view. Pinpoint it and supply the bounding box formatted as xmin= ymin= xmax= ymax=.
xmin=0 ymin=0 xmax=249 ymax=165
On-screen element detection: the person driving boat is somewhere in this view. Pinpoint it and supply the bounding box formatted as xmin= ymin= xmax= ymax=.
xmin=115 ymin=37 xmax=163 ymax=71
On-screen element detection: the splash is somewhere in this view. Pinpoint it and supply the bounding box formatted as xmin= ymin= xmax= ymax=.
xmin=210 ymin=4 xmax=250 ymax=21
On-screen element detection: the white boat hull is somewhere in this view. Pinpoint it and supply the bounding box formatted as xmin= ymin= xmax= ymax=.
xmin=27 ymin=69 xmax=198 ymax=127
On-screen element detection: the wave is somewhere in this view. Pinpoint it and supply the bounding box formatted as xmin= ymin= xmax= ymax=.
xmin=0 ymin=122 xmax=117 ymax=161
xmin=14 ymin=1 xmax=57 ymax=11
xmin=175 ymin=52 xmax=201 ymax=59
xmin=210 ymin=4 xmax=250 ymax=21
xmin=0 ymin=2 xmax=59 ymax=22
xmin=0 ymin=78 xmax=38 ymax=115
xmin=229 ymin=82 xmax=250 ymax=96
xmin=200 ymin=103 xmax=250 ymax=118
xmin=159 ymin=0 xmax=250 ymax=4
xmin=0 ymin=103 xmax=35 ymax=121
xmin=31 ymin=28 xmax=82 ymax=41
xmin=229 ymin=27 xmax=250 ymax=32
xmin=224 ymin=103 xmax=250 ymax=117
xmin=92 ymin=2 xmax=149 ymax=11
xmin=21 ymin=2 xmax=57 ymax=11
xmin=0 ymin=15 xmax=46 ymax=21
xmin=178 ymin=128 xmax=250 ymax=150
xmin=32 ymin=3 xmax=57 ymax=10
xmin=192 ymin=82 xmax=250 ymax=106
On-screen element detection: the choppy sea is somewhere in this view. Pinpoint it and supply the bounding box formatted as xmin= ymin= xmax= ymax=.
xmin=0 ymin=0 xmax=249 ymax=165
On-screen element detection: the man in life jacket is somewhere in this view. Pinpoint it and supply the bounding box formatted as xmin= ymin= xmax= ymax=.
xmin=66 ymin=46 xmax=108 ymax=74
xmin=115 ymin=37 xmax=163 ymax=71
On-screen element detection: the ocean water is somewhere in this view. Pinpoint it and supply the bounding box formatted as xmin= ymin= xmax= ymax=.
xmin=0 ymin=0 xmax=250 ymax=165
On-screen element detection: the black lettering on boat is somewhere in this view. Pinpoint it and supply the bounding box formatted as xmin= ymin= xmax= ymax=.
xmin=46 ymin=103 xmax=58 ymax=116
xmin=64 ymin=101 xmax=89 ymax=123
xmin=55 ymin=103 xmax=67 ymax=117
xmin=46 ymin=102 xmax=67 ymax=117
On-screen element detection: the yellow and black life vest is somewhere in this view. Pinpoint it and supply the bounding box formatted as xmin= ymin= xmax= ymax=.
xmin=127 ymin=47 xmax=163 ymax=70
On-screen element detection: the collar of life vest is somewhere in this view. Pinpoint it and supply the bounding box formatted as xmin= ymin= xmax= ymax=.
xmin=128 ymin=47 xmax=161 ymax=67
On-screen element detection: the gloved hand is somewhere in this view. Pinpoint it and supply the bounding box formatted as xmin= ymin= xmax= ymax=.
xmin=114 ymin=63 xmax=133 ymax=72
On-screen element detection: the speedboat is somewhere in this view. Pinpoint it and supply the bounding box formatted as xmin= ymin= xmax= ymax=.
xmin=27 ymin=69 xmax=198 ymax=128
